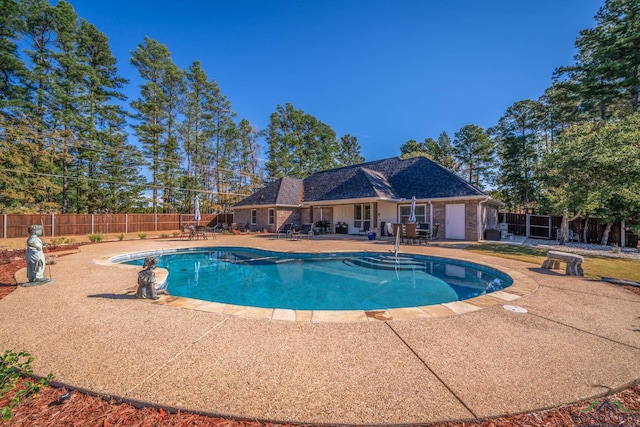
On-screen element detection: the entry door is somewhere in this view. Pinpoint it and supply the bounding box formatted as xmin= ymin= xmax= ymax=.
xmin=445 ymin=204 xmax=466 ymax=239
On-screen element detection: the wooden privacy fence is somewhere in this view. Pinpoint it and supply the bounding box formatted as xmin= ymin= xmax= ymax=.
xmin=502 ymin=213 xmax=639 ymax=248
xmin=0 ymin=213 xmax=233 ymax=239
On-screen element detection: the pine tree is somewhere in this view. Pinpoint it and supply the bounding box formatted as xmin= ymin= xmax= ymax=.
xmin=208 ymin=79 xmax=236 ymax=212
xmin=180 ymin=60 xmax=235 ymax=212
xmin=433 ymin=132 xmax=456 ymax=171
xmin=452 ymin=124 xmax=494 ymax=188
xmin=265 ymin=103 xmax=338 ymax=180
xmin=130 ymin=36 xmax=174 ymax=214
xmin=50 ymin=0 xmax=85 ymax=213
xmin=21 ymin=0 xmax=56 ymax=125
xmin=0 ymin=0 xmax=28 ymax=110
xmin=493 ymin=99 xmax=544 ymax=213
xmin=554 ymin=0 xmax=640 ymax=121
xmin=76 ymin=19 xmax=141 ymax=212
xmin=337 ymin=134 xmax=365 ymax=166
xmin=236 ymin=118 xmax=262 ymax=196
xmin=159 ymin=61 xmax=184 ymax=212
xmin=92 ymin=107 xmax=146 ymax=212
xmin=399 ymin=139 xmax=424 ymax=157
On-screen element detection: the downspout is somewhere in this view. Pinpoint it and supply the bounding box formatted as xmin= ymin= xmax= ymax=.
xmin=478 ymin=197 xmax=490 ymax=241
xmin=428 ymin=200 xmax=433 ymax=231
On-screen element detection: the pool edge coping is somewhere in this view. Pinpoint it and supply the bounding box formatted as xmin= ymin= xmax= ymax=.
xmin=97 ymin=246 xmax=539 ymax=323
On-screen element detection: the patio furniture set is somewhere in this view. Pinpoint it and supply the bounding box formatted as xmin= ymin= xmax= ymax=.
xmin=179 ymin=224 xmax=219 ymax=240
xmin=392 ymin=223 xmax=440 ymax=245
xmin=275 ymin=223 xmax=315 ymax=240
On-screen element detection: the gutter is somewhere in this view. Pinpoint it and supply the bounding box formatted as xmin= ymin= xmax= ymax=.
xmin=233 ymin=203 xmax=301 ymax=209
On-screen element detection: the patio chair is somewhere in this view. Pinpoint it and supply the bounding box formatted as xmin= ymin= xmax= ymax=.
xmin=300 ymin=223 xmax=314 ymax=240
xmin=568 ymin=230 xmax=580 ymax=243
xmin=276 ymin=223 xmax=293 ymax=240
xmin=404 ymin=223 xmax=418 ymax=244
xmin=429 ymin=224 xmax=440 ymax=240
xmin=205 ymin=224 xmax=219 ymax=240
xmin=179 ymin=225 xmax=194 ymax=240
xmin=288 ymin=224 xmax=304 ymax=240
xmin=393 ymin=223 xmax=403 ymax=240
xmin=417 ymin=223 xmax=430 ymax=244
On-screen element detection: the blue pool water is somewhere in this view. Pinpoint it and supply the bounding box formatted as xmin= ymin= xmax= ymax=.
xmin=122 ymin=247 xmax=512 ymax=310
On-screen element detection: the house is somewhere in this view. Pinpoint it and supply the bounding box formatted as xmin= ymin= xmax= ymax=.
xmin=233 ymin=156 xmax=502 ymax=240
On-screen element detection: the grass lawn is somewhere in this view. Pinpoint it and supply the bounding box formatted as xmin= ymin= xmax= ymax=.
xmin=467 ymin=243 xmax=640 ymax=283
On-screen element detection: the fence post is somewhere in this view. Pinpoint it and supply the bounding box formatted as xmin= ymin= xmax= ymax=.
xmin=91 ymin=214 xmax=94 ymax=234
xmin=548 ymin=216 xmax=551 ymax=239
xmin=525 ymin=214 xmax=530 ymax=237
xmin=621 ymin=220 xmax=626 ymax=248
xmin=51 ymin=213 xmax=55 ymax=237
xmin=154 ymin=213 xmax=157 ymax=232
xmin=2 ymin=214 xmax=6 ymax=239
xmin=125 ymin=214 xmax=128 ymax=234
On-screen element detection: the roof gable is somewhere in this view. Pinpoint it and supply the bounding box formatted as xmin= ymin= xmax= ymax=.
xmin=234 ymin=177 xmax=303 ymax=207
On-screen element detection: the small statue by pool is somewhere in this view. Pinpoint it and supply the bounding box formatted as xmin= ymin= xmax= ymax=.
xmin=136 ymin=256 xmax=168 ymax=300
xmin=25 ymin=224 xmax=51 ymax=285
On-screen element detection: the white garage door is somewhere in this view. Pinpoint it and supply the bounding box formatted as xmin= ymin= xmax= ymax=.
xmin=445 ymin=204 xmax=466 ymax=239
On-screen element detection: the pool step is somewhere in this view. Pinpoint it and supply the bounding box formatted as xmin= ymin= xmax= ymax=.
xmin=344 ymin=256 xmax=429 ymax=271
xmin=223 ymin=254 xmax=298 ymax=265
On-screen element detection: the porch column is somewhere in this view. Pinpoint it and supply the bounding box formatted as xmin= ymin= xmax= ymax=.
xmin=373 ymin=203 xmax=378 ymax=228
xmin=428 ymin=201 xmax=433 ymax=230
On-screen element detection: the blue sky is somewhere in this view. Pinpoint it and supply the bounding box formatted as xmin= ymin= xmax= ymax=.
xmin=67 ymin=0 xmax=602 ymax=161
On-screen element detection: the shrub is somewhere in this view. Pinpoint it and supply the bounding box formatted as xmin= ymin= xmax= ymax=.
xmin=138 ymin=232 xmax=147 ymax=239
xmin=49 ymin=237 xmax=75 ymax=247
xmin=49 ymin=237 xmax=65 ymax=246
xmin=172 ymin=232 xmax=180 ymax=238
xmin=1 ymin=350 xmax=53 ymax=420
xmin=159 ymin=233 xmax=169 ymax=239
xmin=117 ymin=233 xmax=125 ymax=241
xmin=88 ymin=233 xmax=104 ymax=243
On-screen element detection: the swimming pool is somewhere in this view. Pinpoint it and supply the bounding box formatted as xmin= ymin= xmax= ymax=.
xmin=121 ymin=247 xmax=512 ymax=311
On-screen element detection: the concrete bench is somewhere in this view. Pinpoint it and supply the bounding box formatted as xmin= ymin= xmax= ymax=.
xmin=541 ymin=251 xmax=584 ymax=276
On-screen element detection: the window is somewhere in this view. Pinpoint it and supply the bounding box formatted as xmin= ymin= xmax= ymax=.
xmin=354 ymin=204 xmax=371 ymax=230
xmin=251 ymin=209 xmax=257 ymax=224
xmin=399 ymin=204 xmax=426 ymax=223
xmin=267 ymin=208 xmax=274 ymax=225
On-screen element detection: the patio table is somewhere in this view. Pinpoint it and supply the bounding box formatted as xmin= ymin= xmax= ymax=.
xmin=193 ymin=225 xmax=208 ymax=240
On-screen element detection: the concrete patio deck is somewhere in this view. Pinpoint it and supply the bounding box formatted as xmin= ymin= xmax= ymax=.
xmin=1 ymin=234 xmax=639 ymax=425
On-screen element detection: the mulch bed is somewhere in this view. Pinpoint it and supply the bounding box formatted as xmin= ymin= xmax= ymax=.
xmin=1 ymin=250 xmax=639 ymax=426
